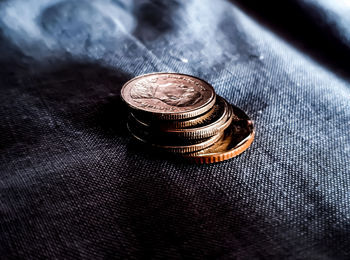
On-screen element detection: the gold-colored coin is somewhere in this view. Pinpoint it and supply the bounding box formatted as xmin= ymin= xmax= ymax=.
xmin=183 ymin=105 xmax=255 ymax=164
xmin=127 ymin=120 xmax=224 ymax=154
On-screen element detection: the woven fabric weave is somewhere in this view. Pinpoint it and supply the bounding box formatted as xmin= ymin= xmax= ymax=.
xmin=0 ymin=0 xmax=349 ymax=259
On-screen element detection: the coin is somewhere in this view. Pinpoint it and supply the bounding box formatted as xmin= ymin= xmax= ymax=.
xmin=161 ymin=96 xmax=233 ymax=139
xmin=121 ymin=72 xmax=216 ymax=120
xmin=131 ymin=103 xmax=217 ymax=129
xmin=122 ymin=73 xmax=255 ymax=163
xmin=130 ymin=96 xmax=233 ymax=140
xmin=127 ymin=120 xmax=224 ymax=154
xmin=183 ymin=105 xmax=255 ymax=164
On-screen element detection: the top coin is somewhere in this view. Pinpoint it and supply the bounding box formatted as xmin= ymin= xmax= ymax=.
xmin=121 ymin=73 xmax=216 ymax=120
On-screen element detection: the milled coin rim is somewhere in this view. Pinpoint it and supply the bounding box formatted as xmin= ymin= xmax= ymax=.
xmin=182 ymin=106 xmax=255 ymax=163
xmin=129 ymin=96 xmax=233 ymax=140
xmin=121 ymin=72 xmax=216 ymax=120
xmin=183 ymin=131 xmax=255 ymax=163
xmin=127 ymin=121 xmax=224 ymax=154
xmin=131 ymin=103 xmax=217 ymax=129
xmin=163 ymin=96 xmax=233 ymax=139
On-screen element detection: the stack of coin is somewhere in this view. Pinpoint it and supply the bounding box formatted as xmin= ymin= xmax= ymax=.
xmin=121 ymin=72 xmax=255 ymax=164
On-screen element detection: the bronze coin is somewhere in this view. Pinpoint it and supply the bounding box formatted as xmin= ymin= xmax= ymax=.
xmin=129 ymin=96 xmax=232 ymax=140
xmin=131 ymin=103 xmax=217 ymax=129
xmin=183 ymin=105 xmax=255 ymax=164
xmin=121 ymin=72 xmax=216 ymax=120
xmin=127 ymin=120 xmax=223 ymax=154
xmin=161 ymin=96 xmax=233 ymax=139
xmin=132 ymin=96 xmax=231 ymax=136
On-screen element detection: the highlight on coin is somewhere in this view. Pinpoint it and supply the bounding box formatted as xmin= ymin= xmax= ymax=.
xmin=121 ymin=72 xmax=254 ymax=164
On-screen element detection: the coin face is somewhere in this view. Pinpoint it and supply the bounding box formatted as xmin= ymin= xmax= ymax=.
xmin=121 ymin=73 xmax=216 ymax=120
xmin=183 ymin=105 xmax=255 ymax=164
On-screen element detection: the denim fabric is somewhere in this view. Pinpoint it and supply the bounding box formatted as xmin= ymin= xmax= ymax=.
xmin=0 ymin=0 xmax=349 ymax=259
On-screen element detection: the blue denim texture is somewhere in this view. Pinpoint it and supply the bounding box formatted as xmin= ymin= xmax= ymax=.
xmin=0 ymin=0 xmax=349 ymax=259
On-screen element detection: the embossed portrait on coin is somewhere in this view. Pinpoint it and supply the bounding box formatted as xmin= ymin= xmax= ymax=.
xmin=130 ymin=82 xmax=202 ymax=107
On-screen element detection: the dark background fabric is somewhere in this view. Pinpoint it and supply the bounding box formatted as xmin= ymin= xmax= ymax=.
xmin=0 ymin=0 xmax=349 ymax=259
